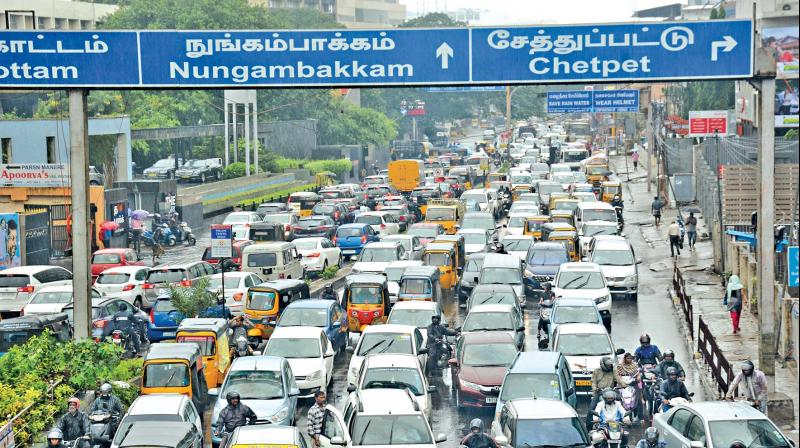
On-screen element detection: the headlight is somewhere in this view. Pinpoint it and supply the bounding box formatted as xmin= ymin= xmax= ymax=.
xmin=595 ymin=294 xmax=611 ymax=304
xmin=625 ymin=275 xmax=638 ymax=284
xmin=269 ymin=407 xmax=289 ymax=424
xmin=460 ymin=380 xmax=482 ymax=391
xmin=307 ymin=370 xmax=322 ymax=381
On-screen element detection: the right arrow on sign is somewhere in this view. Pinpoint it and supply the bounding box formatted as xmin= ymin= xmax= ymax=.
xmin=436 ymin=42 xmax=454 ymax=69
xmin=711 ymin=35 xmax=737 ymax=61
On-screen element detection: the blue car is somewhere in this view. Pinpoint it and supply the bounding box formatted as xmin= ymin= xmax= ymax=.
xmin=548 ymin=297 xmax=603 ymax=340
xmin=147 ymin=296 xmax=231 ymax=342
xmin=524 ymin=242 xmax=570 ymax=299
xmin=334 ymin=223 xmax=381 ymax=259
xmin=276 ymin=299 xmax=348 ymax=353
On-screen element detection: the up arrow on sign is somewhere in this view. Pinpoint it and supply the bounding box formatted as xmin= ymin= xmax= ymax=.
xmin=711 ymin=35 xmax=737 ymax=61
xmin=436 ymin=42 xmax=454 ymax=70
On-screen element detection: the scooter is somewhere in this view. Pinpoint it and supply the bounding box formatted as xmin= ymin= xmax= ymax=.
xmin=234 ymin=335 xmax=251 ymax=358
xmin=174 ymin=221 xmax=197 ymax=246
xmin=641 ymin=366 xmax=662 ymax=418
xmin=536 ymin=290 xmax=555 ymax=349
xmin=88 ymin=410 xmax=115 ymax=448
xmin=590 ymin=411 xmax=632 ymax=448
xmin=141 ymin=224 xmax=176 ymax=247
xmin=63 ymin=436 xmax=91 ymax=448
xmin=430 ymin=336 xmax=453 ymax=372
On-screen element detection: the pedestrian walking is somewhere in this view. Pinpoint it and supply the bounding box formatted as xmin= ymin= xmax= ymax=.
xmin=651 ymin=196 xmax=664 ymax=227
xmin=307 ymin=391 xmax=326 ymax=448
xmin=668 ymin=220 xmax=681 ymax=257
xmin=632 ymin=150 xmax=640 ymax=171
xmin=725 ymin=275 xmax=745 ymax=333
xmin=685 ymin=213 xmax=698 ymax=250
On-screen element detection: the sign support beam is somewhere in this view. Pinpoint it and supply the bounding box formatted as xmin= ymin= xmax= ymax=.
xmin=68 ymin=89 xmax=92 ymax=340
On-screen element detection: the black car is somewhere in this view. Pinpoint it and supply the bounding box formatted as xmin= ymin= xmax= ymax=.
xmin=256 ymin=202 xmax=291 ymax=215
xmin=292 ymin=215 xmax=337 ymax=239
xmin=312 ymin=202 xmax=353 ymax=225
xmin=174 ymin=158 xmax=223 ymax=183
xmin=143 ymin=157 xmax=182 ymax=179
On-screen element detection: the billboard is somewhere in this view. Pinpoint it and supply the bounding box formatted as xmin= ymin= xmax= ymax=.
xmin=776 ymin=78 xmax=799 ymax=128
xmin=0 ymin=213 xmax=22 ymax=270
xmin=0 ymin=164 xmax=70 ymax=187
xmin=762 ymin=27 xmax=799 ymax=79
xmin=688 ymin=110 xmax=730 ymax=137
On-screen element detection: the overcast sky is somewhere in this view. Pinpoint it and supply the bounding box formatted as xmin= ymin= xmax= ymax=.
xmin=400 ymin=0 xmax=689 ymax=25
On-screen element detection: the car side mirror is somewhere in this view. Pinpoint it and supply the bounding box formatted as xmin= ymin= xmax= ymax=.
xmin=581 ymin=257 xmax=588 ymax=262
xmin=448 ymin=358 xmax=458 ymax=367
xmin=289 ymin=387 xmax=300 ymax=397
xmin=208 ymin=388 xmax=219 ymax=397
xmin=346 ymin=384 xmax=356 ymax=393
xmin=252 ymin=350 xmax=262 ymax=356
xmin=325 ymin=348 xmax=335 ymax=357
xmin=495 ymin=435 xmax=509 ymax=446
xmin=418 ymin=347 xmax=429 ymax=355
xmin=637 ymin=258 xmax=643 ymax=264
xmin=565 ymin=387 xmax=575 ymax=396
xmin=427 ymin=385 xmax=438 ymax=393
xmin=346 ymin=346 xmax=355 ymax=354
xmin=472 ymin=276 xmax=479 ymax=283
xmin=457 ymin=267 xmax=463 ymax=275
xmin=690 ymin=442 xmax=705 ymax=448
xmin=330 ymin=436 xmax=347 ymax=446
xmin=435 ymin=434 xmax=447 ymax=443
xmin=442 ymin=322 xmax=449 ymax=328
xmin=615 ymin=348 xmax=625 ymax=355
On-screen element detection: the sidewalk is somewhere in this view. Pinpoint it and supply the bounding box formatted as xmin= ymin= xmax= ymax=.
xmin=611 ymin=154 xmax=799 ymax=440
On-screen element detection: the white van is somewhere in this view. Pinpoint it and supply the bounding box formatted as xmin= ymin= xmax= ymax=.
xmin=241 ymin=242 xmax=304 ymax=282
xmin=575 ymin=202 xmax=617 ymax=227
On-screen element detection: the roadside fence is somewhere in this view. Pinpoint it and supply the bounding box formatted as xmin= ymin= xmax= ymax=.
xmin=697 ymin=315 xmax=735 ymax=397
xmin=673 ymin=263 xmax=694 ymax=341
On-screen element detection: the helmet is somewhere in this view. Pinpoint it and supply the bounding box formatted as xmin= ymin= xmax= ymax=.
xmin=431 ymin=315 xmax=441 ymax=323
xmin=603 ymin=389 xmax=617 ymax=404
xmin=497 ymin=244 xmax=505 ymax=251
xmin=67 ymin=397 xmax=81 ymax=407
xmin=639 ymin=334 xmax=651 ymax=344
xmin=600 ymin=357 xmax=614 ymax=372
xmin=666 ymin=367 xmax=678 ymax=378
xmin=741 ymin=360 xmax=754 ymax=376
xmin=469 ymin=418 xmax=484 ymax=432
xmin=730 ymin=442 xmax=746 ymax=448
xmin=663 ymin=349 xmax=675 ymax=360
xmin=645 ymin=427 xmax=659 ymax=447
xmin=47 ymin=429 xmax=64 ymax=441
xmin=226 ymin=391 xmax=241 ymax=405
xmin=118 ymin=302 xmax=129 ymax=313
xmin=100 ymin=383 xmax=113 ymax=396
xmin=325 ymin=283 xmax=333 ymax=291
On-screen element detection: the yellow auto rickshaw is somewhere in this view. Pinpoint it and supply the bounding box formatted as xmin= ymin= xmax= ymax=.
xmin=541 ymin=222 xmax=577 ymax=242
xmin=175 ymin=318 xmax=232 ymax=389
xmin=398 ymin=266 xmax=442 ymax=302
xmin=425 ymin=199 xmax=465 ymax=234
xmin=344 ymin=274 xmax=391 ymax=334
xmin=550 ymin=197 xmax=581 ymax=215
xmin=287 ymin=191 xmax=321 ymax=218
xmin=550 ymin=210 xmax=576 ymax=227
xmin=601 ymin=181 xmax=623 ymax=203
xmin=315 ymin=171 xmax=337 ymax=187
xmin=512 ymin=184 xmax=533 ymax=201
xmin=523 ymin=216 xmax=549 ymax=239
xmin=548 ymin=230 xmax=579 ymax=261
xmin=486 ymin=172 xmax=509 ymax=189
xmin=584 ymin=161 xmax=610 ymax=188
xmin=141 ymin=343 xmax=208 ymax=414
xmin=243 ymin=279 xmax=310 ymax=346
xmin=432 ymin=234 xmax=465 ymax=271
xmin=422 ymin=242 xmax=459 ymax=289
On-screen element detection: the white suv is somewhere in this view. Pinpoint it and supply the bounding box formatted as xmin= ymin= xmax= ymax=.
xmin=0 ymin=266 xmax=73 ymax=314
xmin=588 ymin=237 xmax=639 ymax=301
xmin=461 ymin=189 xmax=498 ymax=218
xmin=552 ymin=262 xmax=612 ymax=327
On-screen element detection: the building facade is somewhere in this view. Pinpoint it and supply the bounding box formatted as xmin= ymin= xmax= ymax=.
xmin=1 ymin=0 xmax=117 ymax=30
xmin=259 ymin=0 xmax=405 ymax=28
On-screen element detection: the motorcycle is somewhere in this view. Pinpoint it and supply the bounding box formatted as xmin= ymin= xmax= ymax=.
xmin=641 ymin=365 xmax=661 ymax=419
xmin=88 ymin=410 xmax=115 ymax=448
xmin=63 ymin=435 xmax=91 ymax=448
xmin=234 ymin=335 xmax=251 ymax=358
xmin=590 ymin=411 xmax=632 ymax=448
xmin=614 ymin=206 xmax=624 ymax=232
xmin=429 ymin=336 xmax=454 ymax=372
xmin=141 ymin=224 xmax=176 ymax=247
xmin=109 ymin=329 xmax=136 ymax=359
xmin=536 ymin=292 xmax=555 ymax=350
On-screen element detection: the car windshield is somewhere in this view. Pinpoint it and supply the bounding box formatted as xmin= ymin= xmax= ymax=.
xmin=469 ymin=290 xmax=516 ymax=308
xmin=224 ymin=214 xmax=252 ymax=224
xmin=92 ymin=253 xmax=121 ymax=264
xmin=62 ymin=306 xmax=101 ymax=324
xmin=511 ymin=175 xmax=532 ymax=184
xmin=384 ymin=238 xmax=411 ymax=251
xmin=176 ymin=335 xmax=215 ymax=356
xmin=266 ymin=337 xmax=320 ymax=358
xmin=480 ymin=267 xmax=521 ymax=285
xmin=247 ymin=291 xmax=276 ymax=310
xmin=583 ymin=209 xmax=617 ymax=222
xmin=360 ymin=248 xmax=399 ymax=262
xmin=362 ymin=367 xmax=424 ymax=395
xmin=592 ymin=249 xmax=634 ymax=266
xmin=463 ymin=312 xmax=514 ymax=332
xmin=29 ymin=291 xmax=72 ymax=305
xmin=584 ymin=225 xmax=618 ymax=237
xmin=501 ymin=373 xmax=563 ymax=400
xmin=357 ymin=333 xmax=413 ymax=356
xmin=460 ymin=233 xmax=487 ymax=245
xmin=557 ymin=271 xmax=605 ymax=289
xmin=146 ymin=269 xmax=186 ymax=284
xmin=516 ymin=417 xmax=590 ymax=446
xmin=222 ymin=370 xmax=284 ymax=400
xmin=257 ymin=205 xmax=284 ymax=214
xmin=351 ymin=415 xmax=432 ymax=446
xmin=153 ymin=159 xmax=173 ymax=167
xmin=556 ymin=333 xmax=612 ymax=356
xmin=143 ymin=363 xmax=188 ymax=388
xmin=422 ymin=252 xmax=450 ymax=266
xmin=409 ymin=226 xmax=439 ymax=238
xmin=462 ymin=342 xmax=517 ymax=367
xmin=96 ymin=273 xmax=130 ymax=284
xmin=383 ymin=266 xmax=406 ymax=282
xmin=400 ymin=279 xmax=432 ymax=295
xmin=388 ymin=309 xmax=435 ymax=328
xmin=709 ymin=420 xmax=790 ymax=448
xmin=461 ymin=193 xmax=486 ymax=204
xmin=349 ymin=286 xmax=383 ymax=304
xmin=313 ymin=204 xmax=336 ymax=214
xmin=208 ymin=277 xmax=242 ymax=289
xmin=426 ymin=208 xmax=455 ymax=221
xmin=411 ymin=189 xmax=436 ymax=198
xmin=356 ymin=215 xmax=382 ymax=226
xmin=504 ymin=239 xmax=532 ymax=252
xmin=462 ymin=215 xmax=495 ymax=230
xmin=293 ymin=239 xmax=319 ymax=251
xmin=540 ymin=184 xmax=564 ymax=195
xmin=278 ymin=308 xmax=328 ymax=327
xmin=262 ymin=214 xmax=292 ymax=224
xmin=553 ymin=306 xmax=600 ymax=324
xmin=299 ymin=219 xmax=326 ymax=228
xmin=337 ymin=227 xmax=364 ymax=238
xmin=464 ymin=258 xmax=484 ymax=274
xmin=0 ymin=274 xmax=30 ymax=288
xmin=183 ymin=160 xmax=204 ymax=167
xmin=247 ymin=253 xmax=277 ymax=267
xmin=508 ymin=216 xmax=527 ymax=228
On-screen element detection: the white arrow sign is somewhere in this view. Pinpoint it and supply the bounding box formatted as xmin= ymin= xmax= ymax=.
xmin=711 ymin=35 xmax=737 ymax=61
xmin=436 ymin=42 xmax=454 ymax=70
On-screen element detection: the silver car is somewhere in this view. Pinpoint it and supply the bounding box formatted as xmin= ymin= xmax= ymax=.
xmin=142 ymin=261 xmax=215 ymax=309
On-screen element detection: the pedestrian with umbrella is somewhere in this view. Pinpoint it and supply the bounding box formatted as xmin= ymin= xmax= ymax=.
xmin=99 ymin=221 xmax=119 ymax=249
xmin=130 ymin=210 xmax=149 ymax=255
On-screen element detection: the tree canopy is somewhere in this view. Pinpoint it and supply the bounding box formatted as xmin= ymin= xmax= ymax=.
xmin=399 ymin=12 xmax=466 ymax=28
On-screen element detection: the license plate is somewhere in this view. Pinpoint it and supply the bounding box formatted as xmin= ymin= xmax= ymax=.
xmin=343 ymin=250 xmax=355 ymax=255
xmin=485 ymin=397 xmax=497 ymax=404
xmin=158 ymin=289 xmax=168 ymax=295
xmin=148 ymin=173 xmax=157 ymax=177
xmin=575 ymin=380 xmax=592 ymax=386
xmin=162 ymin=331 xmax=175 ymax=337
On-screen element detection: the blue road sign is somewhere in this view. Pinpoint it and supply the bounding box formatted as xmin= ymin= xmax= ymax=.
xmin=0 ymin=20 xmax=752 ymax=88
xmin=548 ymin=89 xmax=639 ymax=113
xmin=210 ymin=224 xmax=233 ymax=259
xmin=788 ymin=246 xmax=799 ymax=288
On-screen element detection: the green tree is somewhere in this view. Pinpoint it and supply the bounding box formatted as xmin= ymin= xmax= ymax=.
xmin=666 ymin=81 xmax=735 ymax=118
xmin=100 ymin=0 xmax=285 ymax=29
xmin=167 ymin=277 xmax=217 ymax=320
xmin=399 ymin=12 xmax=466 ymax=28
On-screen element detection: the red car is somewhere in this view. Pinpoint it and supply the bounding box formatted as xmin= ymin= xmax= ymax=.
xmin=201 ymin=240 xmax=254 ymax=270
xmin=90 ymin=248 xmax=144 ymax=280
xmin=449 ymin=332 xmax=519 ymax=408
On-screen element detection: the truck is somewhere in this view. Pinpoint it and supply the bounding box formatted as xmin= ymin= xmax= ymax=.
xmin=388 ymin=159 xmax=425 ymax=193
xmin=390 ymin=140 xmax=430 ymax=160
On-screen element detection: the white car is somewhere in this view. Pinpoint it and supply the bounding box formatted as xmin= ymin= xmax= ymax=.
xmin=457 ymin=228 xmax=493 ymax=254
xmin=578 ymin=221 xmax=620 ymax=258
xmin=381 ymin=234 xmax=424 ymax=261
xmin=354 ymin=211 xmax=400 ymax=236
xmin=293 ymin=237 xmax=342 ymax=273
xmin=352 ymin=241 xmax=405 ymax=275
xmin=505 ymin=213 xmax=531 ymax=236
xmin=206 ymin=271 xmax=263 ymax=315
xmin=264 ymin=326 xmax=335 ymax=397
xmin=588 ymin=237 xmax=639 ymax=301
xmin=553 ymin=262 xmax=612 ymax=325
xmin=345 ymin=324 xmax=427 ymax=386
xmin=0 ymin=266 xmax=73 ymax=314
xmin=387 ymin=300 xmax=442 ymax=347
xmin=112 ymin=394 xmax=202 ymax=448
xmin=352 ymin=353 xmax=434 ymax=420
xmin=551 ymin=323 xmax=623 ymax=397
xmin=501 ymin=234 xmax=534 ymax=263
xmin=93 ymin=266 xmax=150 ymax=309
xmin=22 ymin=284 xmax=103 ymax=316
xmin=222 ymin=211 xmax=263 ymax=240
xmin=461 ymin=189 xmax=498 ymax=218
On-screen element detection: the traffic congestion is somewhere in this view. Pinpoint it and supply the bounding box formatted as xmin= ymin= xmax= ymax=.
xmin=1 ymin=114 xmax=789 ymax=448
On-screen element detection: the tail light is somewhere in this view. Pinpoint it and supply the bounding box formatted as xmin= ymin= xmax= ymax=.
xmin=307 ymin=252 xmax=321 ymax=258
xmin=361 ymin=235 xmax=367 ymax=243
xmin=332 ymin=236 xmax=338 ymax=245
xmin=380 ymin=224 xmax=386 ymax=229
xmin=399 ymin=216 xmax=406 ymax=222
xmin=334 ymin=211 xmax=340 ymax=220
xmin=122 ymin=284 xmax=135 ymax=291
xmin=244 ymin=223 xmax=251 ymax=228
xmin=142 ymin=283 xmax=155 ymax=290
xmin=112 ymin=331 xmax=121 ymax=340
xmin=279 ymin=273 xmax=286 ymax=279
xmin=149 ymin=308 xmax=155 ymax=324
xmin=94 ymin=320 xmax=107 ymax=329
xmin=19 ymin=309 xmax=24 ymax=316
xmin=180 ymin=280 xmax=192 ymax=287
xmin=17 ymin=285 xmax=34 ymax=293
xmin=292 ymin=225 xmax=302 ymax=231
xmin=233 ymin=292 xmax=243 ymax=302
xmin=284 ymin=224 xmax=291 ymax=231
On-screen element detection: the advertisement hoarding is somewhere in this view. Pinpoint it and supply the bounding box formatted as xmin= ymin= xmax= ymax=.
xmin=688 ymin=110 xmax=729 ymax=137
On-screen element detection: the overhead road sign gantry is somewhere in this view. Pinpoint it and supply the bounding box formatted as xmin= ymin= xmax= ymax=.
xmin=0 ymin=19 xmax=752 ymax=89
xmin=547 ymin=89 xmax=639 ymax=113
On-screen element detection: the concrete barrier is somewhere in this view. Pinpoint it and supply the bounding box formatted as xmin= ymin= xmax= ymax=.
xmin=176 ymin=172 xmax=301 ymax=217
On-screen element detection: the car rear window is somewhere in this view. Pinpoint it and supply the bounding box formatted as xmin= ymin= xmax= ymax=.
xmin=146 ymin=269 xmax=186 ymax=284
xmin=0 ymin=275 xmax=30 ymax=288
xmin=154 ymin=299 xmax=176 ymax=312
xmin=247 ymin=253 xmax=277 ymax=267
xmin=92 ymin=253 xmax=121 ymax=264
xmin=355 ymin=215 xmax=381 ymax=226
xmin=337 ymin=227 xmax=363 ymax=237
xmin=96 ymin=273 xmax=130 ymax=284
xmin=299 ymin=219 xmax=326 ymax=228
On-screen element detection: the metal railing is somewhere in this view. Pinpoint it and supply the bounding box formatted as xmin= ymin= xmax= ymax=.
xmin=673 ymin=263 xmax=694 ymax=340
xmin=697 ymin=315 xmax=735 ymax=397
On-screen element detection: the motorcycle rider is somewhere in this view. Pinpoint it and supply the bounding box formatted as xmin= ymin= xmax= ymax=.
xmin=110 ymin=302 xmax=143 ymax=354
xmin=91 ymin=383 xmax=124 ymax=432
xmin=635 ymin=427 xmax=666 ymax=448
xmin=587 ymin=357 xmax=618 ymax=429
xmin=215 ymin=391 xmax=257 ymax=446
xmin=634 ymin=334 xmax=662 ymax=367
xmin=228 ymin=315 xmax=255 ymax=341
xmin=460 ymin=418 xmax=498 ymax=448
xmin=495 ymin=243 xmax=507 ymax=254
xmin=47 ymin=429 xmax=68 ymax=448
xmin=724 ymin=360 xmax=768 ymax=414
xmin=611 ymin=195 xmax=624 ymax=210
xmin=56 ymin=397 xmax=91 ymax=448
xmin=426 ymin=315 xmax=458 ymax=368
xmin=655 ymin=350 xmax=685 ymax=380
xmin=593 ymin=389 xmax=629 ymax=448
xmin=659 ymin=367 xmax=690 ymax=412
xmin=536 ymin=283 xmax=556 ymax=340
xmin=319 ymin=283 xmax=338 ymax=301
